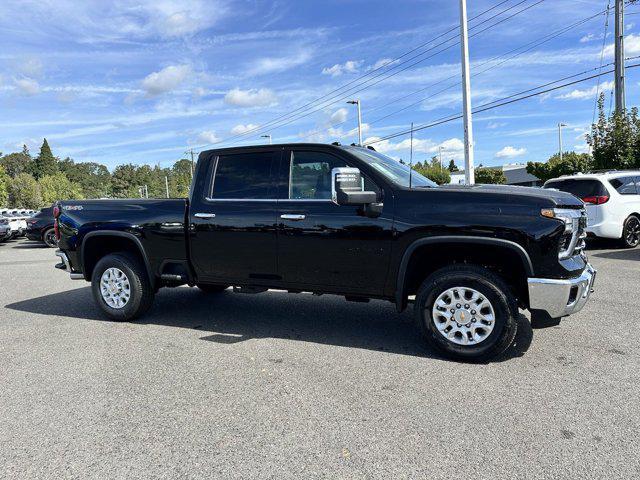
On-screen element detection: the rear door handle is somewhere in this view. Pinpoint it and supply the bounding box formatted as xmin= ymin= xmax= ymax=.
xmin=194 ymin=213 xmax=216 ymax=219
xmin=280 ymin=214 xmax=306 ymax=221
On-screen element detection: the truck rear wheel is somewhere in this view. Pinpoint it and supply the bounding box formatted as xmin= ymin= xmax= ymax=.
xmin=414 ymin=265 xmax=518 ymax=362
xmin=91 ymin=253 xmax=154 ymax=321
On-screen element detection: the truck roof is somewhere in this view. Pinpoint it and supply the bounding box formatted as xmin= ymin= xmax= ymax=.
xmin=201 ymin=142 xmax=371 ymax=156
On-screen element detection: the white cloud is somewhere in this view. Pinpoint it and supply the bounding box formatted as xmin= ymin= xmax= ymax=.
xmin=368 ymin=58 xmax=398 ymax=70
xmin=580 ymin=33 xmax=595 ymax=43
xmin=362 ymin=136 xmax=464 ymax=158
xmin=604 ymin=33 xmax=640 ymax=57
xmin=142 ymin=64 xmax=191 ymax=96
xmin=230 ymin=123 xmax=259 ymax=134
xmin=196 ymin=130 xmax=219 ymax=144
xmin=557 ymin=81 xmax=614 ymax=100
xmin=322 ymin=60 xmax=362 ymax=77
xmin=330 ymin=108 xmax=348 ymax=124
xmin=487 ymin=121 xmax=506 ymax=129
xmin=249 ymin=51 xmax=312 ymax=75
xmin=495 ymin=146 xmax=527 ymax=158
xmin=18 ymin=57 xmax=43 ymax=77
xmin=14 ymin=77 xmax=40 ymax=95
xmin=224 ymin=88 xmax=277 ymax=107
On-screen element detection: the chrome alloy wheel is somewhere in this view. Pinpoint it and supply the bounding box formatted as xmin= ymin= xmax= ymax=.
xmin=100 ymin=267 xmax=131 ymax=309
xmin=625 ymin=217 xmax=640 ymax=247
xmin=431 ymin=287 xmax=496 ymax=346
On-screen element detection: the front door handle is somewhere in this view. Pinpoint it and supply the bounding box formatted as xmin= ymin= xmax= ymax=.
xmin=280 ymin=214 xmax=306 ymax=221
xmin=194 ymin=213 xmax=216 ymax=219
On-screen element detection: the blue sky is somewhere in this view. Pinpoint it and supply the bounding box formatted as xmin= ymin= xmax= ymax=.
xmin=1 ymin=0 xmax=639 ymax=170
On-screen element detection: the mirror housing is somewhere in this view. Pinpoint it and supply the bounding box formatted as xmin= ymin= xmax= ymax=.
xmin=331 ymin=167 xmax=377 ymax=205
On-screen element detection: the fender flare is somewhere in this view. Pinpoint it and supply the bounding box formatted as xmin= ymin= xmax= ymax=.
xmin=80 ymin=231 xmax=155 ymax=286
xmin=395 ymin=236 xmax=534 ymax=312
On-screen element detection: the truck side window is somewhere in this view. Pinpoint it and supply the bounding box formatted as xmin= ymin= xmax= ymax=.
xmin=211 ymin=152 xmax=275 ymax=199
xmin=289 ymin=151 xmax=381 ymax=200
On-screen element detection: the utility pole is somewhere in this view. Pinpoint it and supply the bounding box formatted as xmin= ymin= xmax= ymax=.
xmin=438 ymin=145 xmax=444 ymax=171
xmin=261 ymin=134 xmax=272 ymax=145
xmin=558 ymin=123 xmax=567 ymax=162
xmin=347 ymin=99 xmax=363 ymax=146
xmin=615 ymin=0 xmax=626 ymax=112
xmin=165 ymin=176 xmax=170 ymax=198
xmin=186 ymin=149 xmax=196 ymax=177
xmin=459 ymin=0 xmax=475 ymax=185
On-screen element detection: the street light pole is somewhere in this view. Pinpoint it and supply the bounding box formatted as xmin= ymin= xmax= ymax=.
xmin=261 ymin=134 xmax=272 ymax=145
xmin=347 ymin=100 xmax=363 ymax=146
xmin=438 ymin=146 xmax=444 ymax=171
xmin=615 ymin=0 xmax=626 ymax=112
xmin=558 ymin=123 xmax=567 ymax=162
xmin=459 ymin=0 xmax=475 ymax=185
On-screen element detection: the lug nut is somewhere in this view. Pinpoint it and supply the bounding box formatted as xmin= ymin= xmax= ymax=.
xmin=471 ymin=310 xmax=476 ymax=315
xmin=472 ymin=318 xmax=476 ymax=322
xmin=464 ymin=304 xmax=469 ymax=309
xmin=456 ymin=304 xmax=461 ymax=308
xmin=450 ymin=309 xmax=455 ymax=313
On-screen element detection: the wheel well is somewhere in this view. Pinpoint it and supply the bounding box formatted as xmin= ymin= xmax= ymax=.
xmin=402 ymin=243 xmax=529 ymax=307
xmin=82 ymin=235 xmax=148 ymax=282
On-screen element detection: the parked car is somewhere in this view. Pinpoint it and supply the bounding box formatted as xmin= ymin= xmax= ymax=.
xmin=0 ymin=216 xmax=10 ymax=242
xmin=26 ymin=207 xmax=57 ymax=247
xmin=0 ymin=209 xmax=25 ymax=238
xmin=54 ymin=143 xmax=596 ymax=361
xmin=544 ymin=170 xmax=640 ymax=248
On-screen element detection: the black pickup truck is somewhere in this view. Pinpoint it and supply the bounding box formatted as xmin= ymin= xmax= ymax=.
xmin=54 ymin=143 xmax=596 ymax=361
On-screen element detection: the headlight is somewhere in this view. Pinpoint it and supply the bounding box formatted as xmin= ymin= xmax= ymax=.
xmin=541 ymin=208 xmax=586 ymax=260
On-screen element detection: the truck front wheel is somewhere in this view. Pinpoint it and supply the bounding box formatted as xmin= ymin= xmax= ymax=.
xmin=414 ymin=265 xmax=518 ymax=362
xmin=91 ymin=253 xmax=155 ymax=321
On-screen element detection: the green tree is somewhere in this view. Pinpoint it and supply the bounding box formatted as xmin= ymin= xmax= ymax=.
xmin=587 ymin=93 xmax=638 ymax=170
xmin=169 ymin=158 xmax=193 ymax=197
xmin=38 ymin=172 xmax=84 ymax=205
xmin=59 ymin=157 xmax=111 ymax=198
xmin=32 ymin=139 xmax=58 ymax=179
xmin=0 ymin=166 xmax=10 ymax=205
xmin=448 ymin=159 xmax=459 ymax=172
xmin=8 ymin=173 xmax=42 ymax=208
xmin=414 ymin=162 xmax=451 ymax=185
xmin=526 ymin=152 xmax=592 ymax=183
xmin=111 ymin=164 xmax=141 ymax=198
xmin=475 ymin=167 xmax=506 ymax=184
xmin=0 ymin=147 xmax=32 ymax=178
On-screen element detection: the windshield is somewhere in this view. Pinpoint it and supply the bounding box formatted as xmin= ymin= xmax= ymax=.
xmin=344 ymin=146 xmax=438 ymax=188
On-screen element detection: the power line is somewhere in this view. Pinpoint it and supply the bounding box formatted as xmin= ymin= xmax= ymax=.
xmin=364 ymin=63 xmax=640 ymax=144
xmin=219 ymin=0 xmax=547 ymax=148
xmin=299 ymin=8 xmax=606 ymax=141
xmin=198 ymin=0 xmax=545 ymax=149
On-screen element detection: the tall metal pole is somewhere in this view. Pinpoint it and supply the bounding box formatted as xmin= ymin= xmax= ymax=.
xmin=165 ymin=176 xmax=170 ymax=198
xmin=558 ymin=123 xmax=566 ymax=162
xmin=347 ymin=100 xmax=363 ymax=146
xmin=438 ymin=146 xmax=444 ymax=171
xmin=459 ymin=0 xmax=475 ymax=185
xmin=615 ymin=0 xmax=626 ymax=113
xmin=409 ymin=122 xmax=414 ymax=189
xmin=261 ymin=134 xmax=272 ymax=144
xmin=186 ymin=149 xmax=196 ymax=178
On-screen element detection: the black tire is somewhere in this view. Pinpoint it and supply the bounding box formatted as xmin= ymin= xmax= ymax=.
xmin=42 ymin=227 xmax=57 ymax=248
xmin=414 ymin=265 xmax=518 ymax=362
xmin=621 ymin=215 xmax=640 ymax=248
xmin=196 ymin=284 xmax=229 ymax=293
xmin=91 ymin=252 xmax=155 ymax=321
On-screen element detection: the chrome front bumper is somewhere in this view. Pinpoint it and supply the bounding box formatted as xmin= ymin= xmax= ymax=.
xmin=527 ymin=264 xmax=596 ymax=319
xmin=55 ymin=250 xmax=84 ymax=280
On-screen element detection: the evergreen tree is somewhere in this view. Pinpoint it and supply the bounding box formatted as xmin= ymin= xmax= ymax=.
xmin=448 ymin=159 xmax=459 ymax=172
xmin=32 ymin=139 xmax=58 ymax=179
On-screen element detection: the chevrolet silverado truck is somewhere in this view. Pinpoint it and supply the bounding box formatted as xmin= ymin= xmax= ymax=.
xmin=54 ymin=143 xmax=596 ymax=361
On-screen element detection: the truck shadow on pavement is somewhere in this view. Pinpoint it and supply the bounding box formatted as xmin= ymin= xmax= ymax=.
xmin=6 ymin=286 xmax=533 ymax=363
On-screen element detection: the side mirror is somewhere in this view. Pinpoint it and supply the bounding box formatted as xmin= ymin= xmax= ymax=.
xmin=331 ymin=167 xmax=377 ymax=205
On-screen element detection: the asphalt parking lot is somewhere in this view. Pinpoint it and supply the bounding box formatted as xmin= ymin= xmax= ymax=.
xmin=1 ymin=238 xmax=639 ymax=479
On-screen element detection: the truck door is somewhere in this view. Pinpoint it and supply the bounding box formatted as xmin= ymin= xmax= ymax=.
xmin=276 ymin=148 xmax=394 ymax=295
xmin=189 ymin=149 xmax=280 ymax=283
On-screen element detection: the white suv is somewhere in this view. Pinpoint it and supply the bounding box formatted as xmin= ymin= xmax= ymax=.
xmin=544 ymin=171 xmax=640 ymax=248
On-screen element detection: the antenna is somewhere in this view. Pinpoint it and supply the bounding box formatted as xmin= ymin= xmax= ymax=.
xmin=409 ymin=122 xmax=414 ymax=189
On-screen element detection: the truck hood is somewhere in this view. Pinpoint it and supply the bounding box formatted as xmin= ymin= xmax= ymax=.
xmin=438 ymin=184 xmax=584 ymax=208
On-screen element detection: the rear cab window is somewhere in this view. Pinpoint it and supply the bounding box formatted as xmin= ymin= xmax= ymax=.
xmin=209 ymin=151 xmax=276 ymax=200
